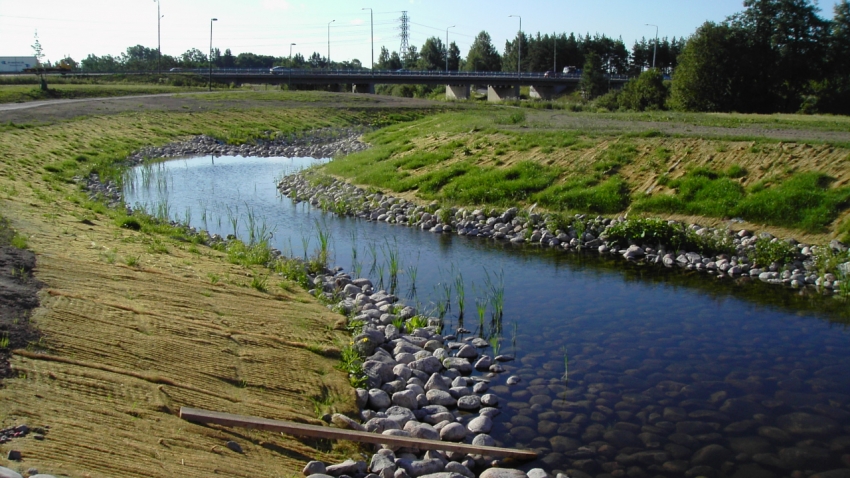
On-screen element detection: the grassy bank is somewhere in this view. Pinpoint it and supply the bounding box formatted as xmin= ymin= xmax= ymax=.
xmin=322 ymin=109 xmax=850 ymax=242
xmin=0 ymin=99 xmax=434 ymax=476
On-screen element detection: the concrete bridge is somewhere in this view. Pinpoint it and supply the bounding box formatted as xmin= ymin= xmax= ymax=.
xmin=67 ymin=69 xmax=631 ymax=101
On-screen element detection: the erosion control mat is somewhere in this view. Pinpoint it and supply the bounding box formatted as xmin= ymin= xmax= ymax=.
xmin=0 ymin=201 xmax=357 ymax=477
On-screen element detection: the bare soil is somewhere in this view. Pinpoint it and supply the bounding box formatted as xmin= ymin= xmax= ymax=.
xmin=0 ymin=244 xmax=41 ymax=381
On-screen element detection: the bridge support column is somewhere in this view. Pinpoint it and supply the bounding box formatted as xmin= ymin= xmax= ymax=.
xmin=530 ymin=85 xmax=568 ymax=100
xmin=446 ymin=84 xmax=470 ymax=100
xmin=352 ymin=83 xmax=374 ymax=94
xmin=487 ymin=85 xmax=519 ymax=102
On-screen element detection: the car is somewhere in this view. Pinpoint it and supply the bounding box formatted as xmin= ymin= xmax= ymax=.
xmin=544 ymin=70 xmax=559 ymax=78
xmin=169 ymin=67 xmax=183 ymax=72
xmin=270 ymin=66 xmax=287 ymax=75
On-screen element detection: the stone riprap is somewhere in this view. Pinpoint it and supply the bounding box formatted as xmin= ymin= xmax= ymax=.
xmin=278 ymin=172 xmax=849 ymax=295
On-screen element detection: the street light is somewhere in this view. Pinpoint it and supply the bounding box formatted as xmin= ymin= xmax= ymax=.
xmin=646 ymin=23 xmax=658 ymax=69
xmin=327 ymin=20 xmax=335 ymax=68
xmin=209 ymin=17 xmax=217 ymax=91
xmin=362 ymin=8 xmax=373 ymax=71
xmin=289 ymin=42 xmax=296 ymax=89
xmin=153 ymin=0 xmax=163 ymax=74
xmin=509 ymin=15 xmax=521 ymax=78
xmin=445 ymin=25 xmax=455 ymax=72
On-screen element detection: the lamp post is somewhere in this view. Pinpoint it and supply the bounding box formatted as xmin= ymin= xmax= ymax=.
xmin=509 ymin=15 xmax=521 ymax=78
xmin=153 ymin=0 xmax=162 ymax=74
xmin=289 ymin=42 xmax=296 ymax=89
xmin=445 ymin=25 xmax=455 ymax=72
xmin=553 ymin=32 xmax=556 ymax=72
xmin=646 ymin=23 xmax=658 ymax=69
xmin=362 ymin=8 xmax=373 ymax=71
xmin=327 ymin=19 xmax=335 ymax=68
xmin=209 ymin=17 xmax=217 ymax=91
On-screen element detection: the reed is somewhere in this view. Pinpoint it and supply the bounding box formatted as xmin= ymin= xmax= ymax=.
xmin=384 ymin=239 xmax=400 ymax=295
xmin=406 ymin=264 xmax=418 ymax=299
xmin=455 ymin=271 xmax=465 ymax=322
xmin=313 ymin=220 xmax=332 ymax=269
xmin=476 ymin=297 xmax=487 ymax=338
xmin=562 ymin=347 xmax=569 ymax=387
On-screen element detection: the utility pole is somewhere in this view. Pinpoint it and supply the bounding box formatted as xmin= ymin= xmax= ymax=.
xmin=289 ymin=43 xmax=296 ymax=88
xmin=553 ymin=32 xmax=556 ymax=72
xmin=509 ymin=15 xmax=521 ymax=78
xmin=327 ymin=19 xmax=335 ymax=68
xmin=362 ymin=8 xmax=373 ymax=70
xmin=209 ymin=18 xmax=217 ymax=91
xmin=646 ymin=23 xmax=658 ymax=69
xmin=154 ymin=0 xmax=162 ymax=74
xmin=446 ymin=25 xmax=455 ymax=72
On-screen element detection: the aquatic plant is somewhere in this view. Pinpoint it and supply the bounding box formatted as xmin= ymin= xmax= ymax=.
xmin=313 ymin=220 xmax=332 ymax=268
xmin=454 ymin=271 xmax=465 ymax=322
xmin=406 ymin=264 xmax=418 ymax=299
xmin=392 ymin=316 xmax=405 ymax=334
xmin=385 ymin=239 xmax=401 ymax=294
xmin=407 ymin=315 xmax=428 ymax=331
xmin=476 ymin=297 xmax=487 ymax=337
xmin=489 ymin=335 xmax=501 ymax=356
xmin=562 ymin=346 xmax=569 ymax=387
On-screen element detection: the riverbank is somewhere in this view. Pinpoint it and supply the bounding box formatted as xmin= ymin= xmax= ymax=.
xmin=279 ymin=172 xmax=849 ymax=298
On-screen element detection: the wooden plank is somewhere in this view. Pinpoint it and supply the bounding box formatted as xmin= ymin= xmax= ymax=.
xmin=179 ymin=407 xmax=537 ymax=460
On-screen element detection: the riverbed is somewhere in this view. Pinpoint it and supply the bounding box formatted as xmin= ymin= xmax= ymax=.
xmin=125 ymin=154 xmax=850 ymax=477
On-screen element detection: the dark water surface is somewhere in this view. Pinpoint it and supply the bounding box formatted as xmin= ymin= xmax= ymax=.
xmin=126 ymin=155 xmax=850 ymax=477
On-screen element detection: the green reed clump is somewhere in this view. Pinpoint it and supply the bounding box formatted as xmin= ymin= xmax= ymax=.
xmin=384 ymin=239 xmax=401 ymax=294
xmin=455 ymin=271 xmax=465 ymax=322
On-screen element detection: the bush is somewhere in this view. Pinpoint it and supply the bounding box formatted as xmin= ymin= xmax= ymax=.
xmin=618 ymin=69 xmax=669 ymax=111
xmin=605 ymin=217 xmax=735 ymax=255
xmin=753 ymin=238 xmax=798 ymax=267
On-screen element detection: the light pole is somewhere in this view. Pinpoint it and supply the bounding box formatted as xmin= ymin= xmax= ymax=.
xmin=553 ymin=32 xmax=556 ymax=72
xmin=445 ymin=25 xmax=455 ymax=72
xmin=509 ymin=15 xmax=521 ymax=78
xmin=646 ymin=23 xmax=658 ymax=69
xmin=289 ymin=42 xmax=296 ymax=89
xmin=209 ymin=17 xmax=217 ymax=91
xmin=362 ymin=8 xmax=373 ymax=71
xmin=153 ymin=0 xmax=162 ymax=74
xmin=327 ymin=19 xmax=335 ymax=68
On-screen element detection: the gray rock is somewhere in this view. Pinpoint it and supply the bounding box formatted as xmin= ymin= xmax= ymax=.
xmin=468 ymin=415 xmax=493 ymax=434
xmin=457 ymin=344 xmax=478 ymax=359
xmin=479 ymin=468 xmax=528 ymax=478
xmin=304 ymin=461 xmax=328 ymax=476
xmin=332 ymin=413 xmax=365 ymax=431
xmin=481 ymin=394 xmax=499 ymax=407
xmin=395 ymin=469 xmax=411 ymax=478
xmin=426 ymin=389 xmax=456 ymax=407
xmin=356 ymin=389 xmax=369 ymax=409
xmin=0 ymin=467 xmax=23 ymax=478
xmin=457 ymin=395 xmax=481 ymax=410
xmin=306 ymin=475 xmax=335 ymax=478
xmin=370 ymin=453 xmax=397 ymax=474
xmin=527 ymin=469 xmax=549 ymax=478
xmin=407 ymin=423 xmax=440 ymax=441
xmin=417 ymin=474 xmax=464 ymax=478
xmin=369 ymin=389 xmax=393 ymax=410
xmin=225 ymin=440 xmax=243 ymax=453
xmin=425 ymin=373 xmax=450 ymax=391
xmin=440 ymin=422 xmax=468 ymax=442
xmin=474 ymin=356 xmax=492 ymax=370
xmin=776 ymin=412 xmax=840 ymax=436
xmin=472 ymin=433 xmax=496 ymax=447
xmin=393 ymin=364 xmax=412 ymax=381
xmin=444 ymin=462 xmax=475 ymax=478
xmin=410 ymin=356 xmax=443 ymax=375
xmin=442 ymin=357 xmax=473 ymax=374
xmin=506 ymin=375 xmax=521 ymax=385
xmin=472 ymin=381 xmax=489 ymax=394
xmin=690 ymin=444 xmax=732 ymax=466
xmin=396 ymin=458 xmax=445 ymax=478
xmin=326 ymin=459 xmax=367 ymax=477
xmin=449 ymin=386 xmax=472 ymax=399
xmin=393 ymin=389 xmax=419 ymax=410
xmin=365 ymin=417 xmax=401 ymax=434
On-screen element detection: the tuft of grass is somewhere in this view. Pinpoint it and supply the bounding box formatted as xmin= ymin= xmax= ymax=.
xmin=753 ymin=238 xmax=798 ymax=268
xmin=125 ymin=255 xmax=140 ymax=267
xmin=250 ymin=274 xmax=268 ymax=293
xmin=533 ymin=176 xmax=630 ymax=214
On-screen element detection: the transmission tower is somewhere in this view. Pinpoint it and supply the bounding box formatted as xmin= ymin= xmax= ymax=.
xmin=400 ymin=11 xmax=410 ymax=64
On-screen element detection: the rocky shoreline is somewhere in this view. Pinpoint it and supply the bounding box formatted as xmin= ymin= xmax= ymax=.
xmin=278 ymin=172 xmax=849 ymax=296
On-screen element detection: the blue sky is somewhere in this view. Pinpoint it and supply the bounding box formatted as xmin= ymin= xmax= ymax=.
xmin=0 ymin=0 xmax=841 ymax=65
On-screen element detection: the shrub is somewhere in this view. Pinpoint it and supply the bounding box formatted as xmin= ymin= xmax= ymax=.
xmin=753 ymin=238 xmax=798 ymax=267
xmin=618 ymin=69 xmax=669 ymax=111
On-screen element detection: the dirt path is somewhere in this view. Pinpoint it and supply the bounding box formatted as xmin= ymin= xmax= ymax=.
xmin=0 ymin=91 xmax=219 ymax=112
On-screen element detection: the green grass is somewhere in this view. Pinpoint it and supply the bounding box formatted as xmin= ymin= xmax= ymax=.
xmin=0 ymin=83 xmax=204 ymax=104
xmin=635 ymin=170 xmax=850 ymax=232
xmin=533 ymin=176 xmax=630 ymax=214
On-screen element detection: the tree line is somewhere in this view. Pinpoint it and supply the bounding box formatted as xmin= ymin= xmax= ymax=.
xmin=56 ymin=0 xmax=850 ymax=115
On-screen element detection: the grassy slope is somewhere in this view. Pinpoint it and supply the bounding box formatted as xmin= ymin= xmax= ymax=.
xmin=0 ymin=101 xmax=408 ymax=476
xmin=0 ymin=83 xmax=209 ymax=104
xmin=322 ymin=108 xmax=850 ymax=243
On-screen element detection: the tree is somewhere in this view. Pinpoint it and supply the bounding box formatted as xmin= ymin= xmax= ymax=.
xmin=447 ymin=42 xmax=461 ymax=71
xmin=618 ymin=69 xmax=669 ymax=110
xmin=418 ymin=37 xmax=445 ymax=71
xmin=670 ymin=22 xmax=745 ymax=111
xmin=222 ymin=49 xmax=235 ymax=68
xmin=579 ymin=52 xmax=605 ymax=99
xmin=465 ymin=31 xmax=501 ymax=72
xmin=31 ymin=31 xmax=45 ymax=65
xmin=403 ymin=46 xmax=419 ymax=69
xmin=806 ymin=0 xmax=850 ymax=113
xmin=729 ymin=0 xmax=828 ymax=111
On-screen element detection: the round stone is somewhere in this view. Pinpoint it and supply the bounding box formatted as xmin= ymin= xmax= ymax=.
xmin=440 ymin=422 xmax=468 ymax=442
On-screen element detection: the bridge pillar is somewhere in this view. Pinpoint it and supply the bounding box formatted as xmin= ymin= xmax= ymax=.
xmin=530 ymin=85 xmax=568 ymax=100
xmin=352 ymin=83 xmax=374 ymax=94
xmin=487 ymin=85 xmax=520 ymax=102
xmin=446 ymin=84 xmax=470 ymax=100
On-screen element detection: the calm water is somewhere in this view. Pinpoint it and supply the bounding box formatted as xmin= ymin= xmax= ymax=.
xmin=126 ymin=156 xmax=850 ymax=477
